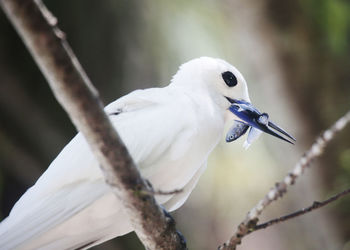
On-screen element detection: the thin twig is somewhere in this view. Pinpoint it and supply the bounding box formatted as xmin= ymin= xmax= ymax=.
xmin=0 ymin=1 xmax=186 ymax=249
xmin=219 ymin=110 xmax=350 ymax=250
xmin=142 ymin=180 xmax=183 ymax=196
xmin=140 ymin=186 xmax=183 ymax=196
xmin=152 ymin=189 xmax=184 ymax=196
xmin=251 ymin=187 xmax=350 ymax=232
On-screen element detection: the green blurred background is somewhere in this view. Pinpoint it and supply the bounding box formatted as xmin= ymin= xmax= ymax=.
xmin=0 ymin=0 xmax=350 ymax=249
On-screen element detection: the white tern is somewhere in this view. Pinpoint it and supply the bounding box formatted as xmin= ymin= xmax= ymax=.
xmin=0 ymin=57 xmax=294 ymax=249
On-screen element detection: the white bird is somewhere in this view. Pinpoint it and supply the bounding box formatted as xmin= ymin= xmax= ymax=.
xmin=0 ymin=57 xmax=294 ymax=250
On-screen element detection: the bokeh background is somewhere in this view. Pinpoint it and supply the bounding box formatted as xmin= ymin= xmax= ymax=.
xmin=0 ymin=0 xmax=350 ymax=249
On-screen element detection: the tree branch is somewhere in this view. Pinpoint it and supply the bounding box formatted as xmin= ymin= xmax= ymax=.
xmin=252 ymin=187 xmax=350 ymax=232
xmin=0 ymin=0 xmax=186 ymax=249
xmin=219 ymin=110 xmax=350 ymax=250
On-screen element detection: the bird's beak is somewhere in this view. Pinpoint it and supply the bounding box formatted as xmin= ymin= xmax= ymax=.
xmin=226 ymin=97 xmax=296 ymax=144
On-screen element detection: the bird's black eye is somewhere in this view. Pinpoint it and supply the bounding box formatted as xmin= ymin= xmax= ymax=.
xmin=222 ymin=71 xmax=237 ymax=87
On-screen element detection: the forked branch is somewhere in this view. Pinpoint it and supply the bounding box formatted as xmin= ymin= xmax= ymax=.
xmin=252 ymin=187 xmax=350 ymax=232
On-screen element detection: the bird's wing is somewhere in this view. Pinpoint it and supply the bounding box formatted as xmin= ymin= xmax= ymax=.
xmin=9 ymin=87 xmax=181 ymax=211
xmin=0 ymin=87 xmax=198 ymax=248
xmin=0 ymin=181 xmax=109 ymax=250
xmin=105 ymin=88 xmax=198 ymax=173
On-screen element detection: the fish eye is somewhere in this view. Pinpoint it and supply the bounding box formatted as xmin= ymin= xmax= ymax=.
xmin=222 ymin=71 xmax=237 ymax=87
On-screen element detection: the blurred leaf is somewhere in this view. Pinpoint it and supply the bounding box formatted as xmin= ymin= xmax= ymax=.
xmin=300 ymin=0 xmax=350 ymax=54
xmin=340 ymin=148 xmax=350 ymax=175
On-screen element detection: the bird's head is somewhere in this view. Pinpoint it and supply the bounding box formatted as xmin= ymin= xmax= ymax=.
xmin=171 ymin=57 xmax=295 ymax=147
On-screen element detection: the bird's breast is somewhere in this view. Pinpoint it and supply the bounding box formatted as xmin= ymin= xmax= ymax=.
xmin=136 ymin=95 xmax=225 ymax=196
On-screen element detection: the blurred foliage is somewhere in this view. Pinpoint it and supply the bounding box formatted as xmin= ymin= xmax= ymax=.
xmin=300 ymin=0 xmax=350 ymax=54
xmin=267 ymin=0 xmax=350 ymax=240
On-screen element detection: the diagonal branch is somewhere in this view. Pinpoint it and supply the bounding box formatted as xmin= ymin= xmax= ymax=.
xmin=0 ymin=0 xmax=186 ymax=249
xmin=219 ymin=110 xmax=350 ymax=250
xmin=252 ymin=187 xmax=350 ymax=232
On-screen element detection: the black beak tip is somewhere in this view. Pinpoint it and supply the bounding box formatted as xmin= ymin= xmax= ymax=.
xmin=288 ymin=139 xmax=295 ymax=145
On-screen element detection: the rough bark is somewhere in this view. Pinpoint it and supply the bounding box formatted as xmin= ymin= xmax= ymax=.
xmin=0 ymin=0 xmax=186 ymax=249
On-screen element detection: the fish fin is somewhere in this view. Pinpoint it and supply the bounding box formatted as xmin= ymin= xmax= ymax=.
xmin=243 ymin=127 xmax=262 ymax=149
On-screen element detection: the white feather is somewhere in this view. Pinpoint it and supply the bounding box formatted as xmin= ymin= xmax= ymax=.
xmin=0 ymin=57 xmax=252 ymax=249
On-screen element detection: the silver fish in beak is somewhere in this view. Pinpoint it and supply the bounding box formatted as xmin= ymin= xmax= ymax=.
xmin=225 ymin=98 xmax=296 ymax=148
